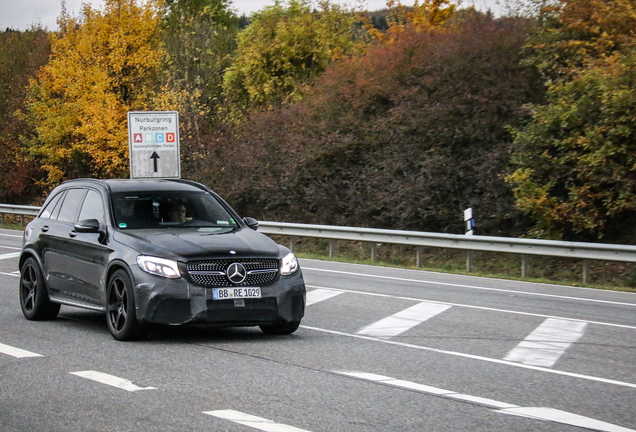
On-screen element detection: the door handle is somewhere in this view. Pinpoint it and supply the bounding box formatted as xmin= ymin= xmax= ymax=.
xmin=41 ymin=226 xmax=49 ymax=232
xmin=69 ymin=230 xmax=77 ymax=238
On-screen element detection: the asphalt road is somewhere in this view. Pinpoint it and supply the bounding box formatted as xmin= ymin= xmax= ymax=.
xmin=1 ymin=227 xmax=635 ymax=432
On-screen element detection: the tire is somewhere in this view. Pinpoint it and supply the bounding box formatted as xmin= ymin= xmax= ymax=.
xmin=259 ymin=320 xmax=301 ymax=335
xmin=19 ymin=257 xmax=60 ymax=320
xmin=106 ymin=269 xmax=146 ymax=341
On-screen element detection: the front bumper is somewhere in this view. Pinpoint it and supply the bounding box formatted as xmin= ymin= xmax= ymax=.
xmin=131 ymin=265 xmax=306 ymax=326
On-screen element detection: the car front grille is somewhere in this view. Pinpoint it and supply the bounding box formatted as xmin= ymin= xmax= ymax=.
xmin=186 ymin=258 xmax=279 ymax=287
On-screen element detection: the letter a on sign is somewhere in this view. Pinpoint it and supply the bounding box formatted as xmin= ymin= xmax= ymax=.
xmin=134 ymin=134 xmax=142 ymax=143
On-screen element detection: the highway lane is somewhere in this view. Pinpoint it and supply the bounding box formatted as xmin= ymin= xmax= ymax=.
xmin=0 ymin=227 xmax=635 ymax=432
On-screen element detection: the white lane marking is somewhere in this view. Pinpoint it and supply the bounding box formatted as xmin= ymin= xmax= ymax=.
xmin=0 ymin=271 xmax=19 ymax=277
xmin=306 ymin=288 xmax=343 ymax=306
xmin=337 ymin=371 xmax=636 ymax=432
xmin=70 ymin=371 xmax=156 ymax=392
xmin=499 ymin=407 xmax=635 ymax=432
xmin=301 ymin=325 xmax=636 ymax=389
xmin=0 ymin=232 xmax=22 ymax=238
xmin=357 ymin=302 xmax=451 ymax=338
xmin=303 ymin=267 xmax=636 ymax=308
xmin=0 ymin=252 xmax=20 ymax=260
xmin=336 ymin=371 xmax=517 ymax=409
xmin=505 ymin=318 xmax=587 ymax=367
xmin=306 ymin=285 xmax=636 ymax=330
xmin=204 ymin=410 xmax=312 ymax=432
xmin=0 ymin=342 xmax=42 ymax=358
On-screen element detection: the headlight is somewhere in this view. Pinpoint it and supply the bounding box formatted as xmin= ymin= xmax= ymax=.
xmin=137 ymin=256 xmax=181 ymax=279
xmin=280 ymin=252 xmax=299 ymax=276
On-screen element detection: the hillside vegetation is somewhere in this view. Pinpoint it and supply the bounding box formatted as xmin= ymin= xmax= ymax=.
xmin=1 ymin=0 xmax=635 ymax=243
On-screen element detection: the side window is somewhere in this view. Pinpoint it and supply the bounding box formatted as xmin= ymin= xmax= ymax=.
xmin=57 ymin=188 xmax=87 ymax=223
xmin=39 ymin=192 xmax=64 ymax=219
xmin=78 ymin=190 xmax=105 ymax=223
xmin=49 ymin=192 xmax=65 ymax=220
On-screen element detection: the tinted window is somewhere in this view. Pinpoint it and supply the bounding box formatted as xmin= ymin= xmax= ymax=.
xmin=78 ymin=190 xmax=105 ymax=223
xmin=112 ymin=191 xmax=238 ymax=231
xmin=40 ymin=192 xmax=64 ymax=219
xmin=57 ymin=188 xmax=86 ymax=223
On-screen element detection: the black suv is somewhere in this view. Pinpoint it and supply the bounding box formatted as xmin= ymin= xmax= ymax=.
xmin=19 ymin=178 xmax=306 ymax=340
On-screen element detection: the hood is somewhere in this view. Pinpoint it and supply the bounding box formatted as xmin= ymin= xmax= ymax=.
xmin=114 ymin=227 xmax=281 ymax=260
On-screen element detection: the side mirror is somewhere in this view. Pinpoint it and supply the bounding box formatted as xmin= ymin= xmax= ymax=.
xmin=74 ymin=218 xmax=101 ymax=233
xmin=243 ymin=217 xmax=259 ymax=230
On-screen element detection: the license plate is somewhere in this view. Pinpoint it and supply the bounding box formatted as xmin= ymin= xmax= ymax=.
xmin=213 ymin=287 xmax=261 ymax=300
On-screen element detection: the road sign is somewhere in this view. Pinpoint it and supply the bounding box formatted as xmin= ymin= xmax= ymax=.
xmin=127 ymin=111 xmax=180 ymax=178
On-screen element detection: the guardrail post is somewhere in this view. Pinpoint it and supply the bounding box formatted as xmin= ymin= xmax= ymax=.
xmin=1 ymin=214 xmax=4 ymax=224
xmin=371 ymin=243 xmax=378 ymax=262
xmin=466 ymin=251 xmax=473 ymax=272
xmin=522 ymin=255 xmax=529 ymax=278
xmin=289 ymin=236 xmax=296 ymax=253
xmin=329 ymin=240 xmax=335 ymax=258
xmin=583 ymin=259 xmax=590 ymax=284
xmin=416 ymin=246 xmax=423 ymax=267
xmin=20 ymin=215 xmax=25 ymax=225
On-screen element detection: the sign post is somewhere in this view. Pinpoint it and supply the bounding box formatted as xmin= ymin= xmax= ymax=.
xmin=464 ymin=207 xmax=474 ymax=271
xmin=464 ymin=208 xmax=474 ymax=236
xmin=127 ymin=111 xmax=180 ymax=179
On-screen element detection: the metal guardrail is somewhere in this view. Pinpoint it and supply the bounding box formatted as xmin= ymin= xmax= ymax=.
xmin=3 ymin=203 xmax=636 ymax=284
xmin=0 ymin=204 xmax=40 ymax=226
xmin=258 ymin=221 xmax=636 ymax=284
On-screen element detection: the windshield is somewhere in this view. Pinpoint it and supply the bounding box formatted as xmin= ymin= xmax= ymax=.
xmin=111 ymin=191 xmax=239 ymax=231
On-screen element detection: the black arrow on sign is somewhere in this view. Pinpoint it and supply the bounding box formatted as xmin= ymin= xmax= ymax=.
xmin=150 ymin=151 xmax=160 ymax=173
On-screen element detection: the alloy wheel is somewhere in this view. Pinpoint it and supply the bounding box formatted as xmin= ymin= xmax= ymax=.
xmin=20 ymin=262 xmax=37 ymax=313
xmin=107 ymin=277 xmax=128 ymax=333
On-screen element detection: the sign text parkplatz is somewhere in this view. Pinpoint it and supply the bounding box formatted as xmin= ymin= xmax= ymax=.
xmin=127 ymin=111 xmax=180 ymax=178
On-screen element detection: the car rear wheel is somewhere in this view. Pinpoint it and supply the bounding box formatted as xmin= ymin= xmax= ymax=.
xmin=19 ymin=257 xmax=60 ymax=320
xmin=259 ymin=320 xmax=301 ymax=335
xmin=106 ymin=269 xmax=146 ymax=341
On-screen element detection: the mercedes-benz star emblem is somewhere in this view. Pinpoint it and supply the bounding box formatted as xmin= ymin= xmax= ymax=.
xmin=226 ymin=262 xmax=247 ymax=284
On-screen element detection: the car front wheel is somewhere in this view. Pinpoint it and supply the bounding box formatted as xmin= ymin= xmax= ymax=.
xmin=106 ymin=269 xmax=146 ymax=341
xmin=19 ymin=257 xmax=60 ymax=320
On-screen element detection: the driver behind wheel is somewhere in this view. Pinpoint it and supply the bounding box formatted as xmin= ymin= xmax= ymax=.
xmin=168 ymin=202 xmax=187 ymax=224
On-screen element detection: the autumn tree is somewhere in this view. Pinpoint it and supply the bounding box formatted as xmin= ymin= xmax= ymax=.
xmin=210 ymin=13 xmax=543 ymax=235
xmin=362 ymin=0 xmax=456 ymax=44
xmin=21 ymin=0 xmax=180 ymax=187
xmin=162 ymin=0 xmax=238 ymax=153
xmin=221 ymin=0 xmax=359 ymax=118
xmin=507 ymin=0 xmax=636 ymax=241
xmin=0 ymin=28 xmax=51 ymax=203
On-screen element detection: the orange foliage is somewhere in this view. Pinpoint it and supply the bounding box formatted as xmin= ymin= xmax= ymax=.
xmin=22 ymin=0 xmax=182 ymax=187
xmin=361 ymin=0 xmax=456 ymax=44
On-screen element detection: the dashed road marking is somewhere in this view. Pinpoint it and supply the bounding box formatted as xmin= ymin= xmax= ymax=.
xmin=357 ymin=301 xmax=451 ymax=338
xmin=306 ymin=288 xmax=343 ymax=306
xmin=70 ymin=370 xmax=156 ymax=392
xmin=306 ymin=284 xmax=636 ymax=330
xmin=499 ymin=407 xmax=635 ymax=432
xmin=204 ymin=409 xmax=312 ymax=432
xmin=0 ymin=342 xmax=42 ymax=358
xmin=302 ymin=325 xmax=636 ymax=389
xmin=337 ymin=371 xmax=635 ymax=432
xmin=504 ymin=318 xmax=587 ymax=367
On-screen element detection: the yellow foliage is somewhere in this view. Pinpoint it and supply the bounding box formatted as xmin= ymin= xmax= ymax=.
xmin=361 ymin=0 xmax=456 ymax=45
xmin=23 ymin=0 xmax=182 ymax=187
